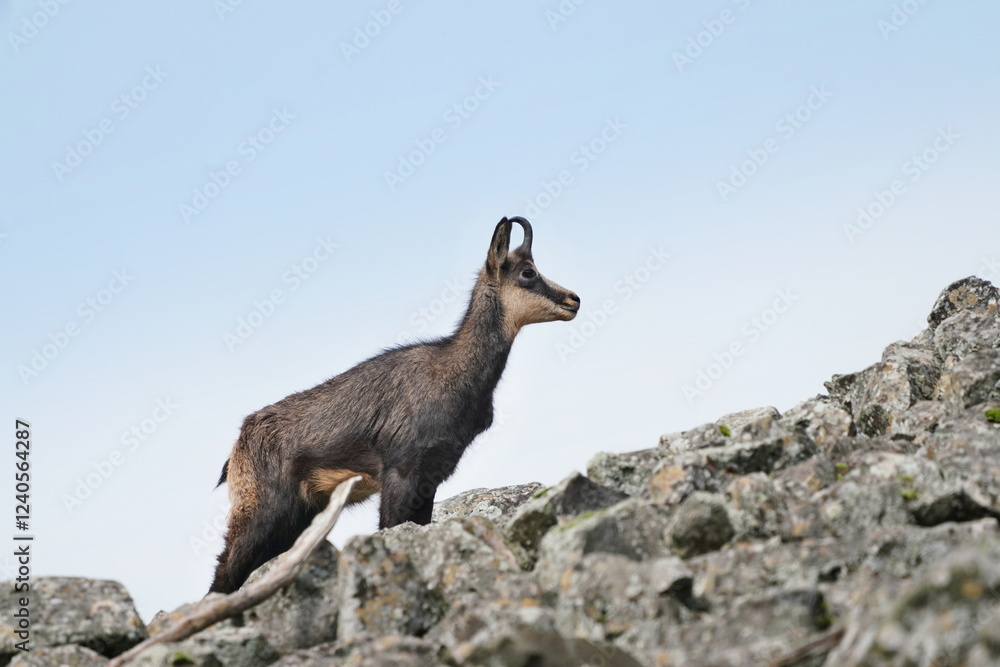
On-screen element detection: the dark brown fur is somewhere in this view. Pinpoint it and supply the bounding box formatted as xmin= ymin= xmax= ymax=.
xmin=209 ymin=217 xmax=578 ymax=593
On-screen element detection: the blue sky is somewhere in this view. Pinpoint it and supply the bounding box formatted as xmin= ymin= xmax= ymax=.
xmin=2 ymin=0 xmax=998 ymax=619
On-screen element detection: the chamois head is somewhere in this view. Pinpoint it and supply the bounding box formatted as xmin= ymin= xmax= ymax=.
xmin=485 ymin=216 xmax=580 ymax=338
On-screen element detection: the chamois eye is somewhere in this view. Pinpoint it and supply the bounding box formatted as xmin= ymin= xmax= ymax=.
xmin=521 ymin=268 xmax=537 ymax=280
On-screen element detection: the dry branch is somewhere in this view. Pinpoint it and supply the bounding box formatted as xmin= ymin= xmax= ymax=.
xmin=108 ymin=476 xmax=360 ymax=666
xmin=768 ymin=626 xmax=846 ymax=667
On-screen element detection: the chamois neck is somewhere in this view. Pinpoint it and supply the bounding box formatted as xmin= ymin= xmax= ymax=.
xmin=446 ymin=276 xmax=514 ymax=388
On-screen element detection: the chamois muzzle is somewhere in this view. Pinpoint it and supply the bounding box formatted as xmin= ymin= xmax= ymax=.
xmin=560 ymin=291 xmax=581 ymax=316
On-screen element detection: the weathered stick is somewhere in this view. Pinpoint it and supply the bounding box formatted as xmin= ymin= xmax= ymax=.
xmin=109 ymin=476 xmax=360 ymax=667
xmin=768 ymin=626 xmax=846 ymax=667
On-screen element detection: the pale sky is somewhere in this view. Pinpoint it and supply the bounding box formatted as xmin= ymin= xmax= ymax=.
xmin=2 ymin=0 xmax=998 ymax=620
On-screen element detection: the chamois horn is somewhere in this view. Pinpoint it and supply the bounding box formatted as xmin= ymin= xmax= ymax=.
xmin=508 ymin=216 xmax=533 ymax=254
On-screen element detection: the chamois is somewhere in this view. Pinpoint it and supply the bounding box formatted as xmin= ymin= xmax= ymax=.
xmin=210 ymin=217 xmax=580 ymax=593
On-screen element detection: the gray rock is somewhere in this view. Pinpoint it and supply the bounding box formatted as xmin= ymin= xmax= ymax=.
xmin=380 ymin=517 xmax=533 ymax=603
xmin=336 ymin=533 xmax=447 ymax=643
xmin=644 ymin=459 xmax=719 ymax=508
xmin=780 ymin=451 xmax=943 ymax=540
xmin=153 ymin=544 xmax=340 ymax=654
xmin=837 ymin=544 xmax=1000 ymax=666
xmin=689 ymin=519 xmax=999 ymax=612
xmin=658 ymin=422 xmax=731 ymax=454
xmin=0 ymin=577 xmax=147 ymax=660
xmin=532 ymin=499 xmax=671 ymax=593
xmin=147 ymin=595 xmax=225 ymax=638
xmin=430 ymin=599 xmax=644 ymax=667
xmin=273 ymin=635 xmax=440 ymax=667
xmin=667 ymin=492 xmax=735 ymax=558
xmin=645 ymin=420 xmax=814 ymax=510
xmin=825 ymin=366 xmax=870 ymax=406
xmin=928 ymin=276 xmax=1000 ymax=329
xmin=664 ymin=588 xmax=833 ymax=666
xmin=506 ymin=473 xmax=627 ymax=556
xmin=936 ymin=348 xmax=1000 ymax=410
xmin=586 ymin=448 xmax=666 ymax=497
xmin=838 ymin=342 xmax=941 ymax=437
xmin=779 ymin=396 xmax=855 ymax=445
xmin=934 ymin=308 xmax=1000 ymax=362
xmin=432 ymin=483 xmax=545 ymax=526
xmin=128 ymin=626 xmax=279 ymax=667
xmin=553 ymin=554 xmax=694 ymax=662
xmin=671 ymin=438 xmax=785 ymax=480
xmin=716 ymin=406 xmax=781 ymax=434
xmin=8 ymin=645 xmax=108 ymax=666
xmin=910 ymin=485 xmax=1000 ymax=526
xmin=235 ymin=540 xmax=339 ymax=651
xmin=888 ymin=399 xmax=947 ymax=442
xmin=724 ymin=472 xmax=791 ymax=540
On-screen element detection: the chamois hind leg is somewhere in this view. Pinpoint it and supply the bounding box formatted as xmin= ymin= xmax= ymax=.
xmin=210 ymin=450 xmax=316 ymax=594
xmin=210 ymin=485 xmax=314 ymax=593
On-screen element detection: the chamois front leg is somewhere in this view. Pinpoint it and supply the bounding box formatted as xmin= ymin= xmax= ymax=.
xmin=378 ymin=467 xmax=437 ymax=529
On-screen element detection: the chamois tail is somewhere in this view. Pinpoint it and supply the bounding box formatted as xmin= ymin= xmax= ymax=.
xmin=215 ymin=458 xmax=229 ymax=488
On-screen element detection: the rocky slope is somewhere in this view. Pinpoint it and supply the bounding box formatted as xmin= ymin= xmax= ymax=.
xmin=3 ymin=276 xmax=999 ymax=666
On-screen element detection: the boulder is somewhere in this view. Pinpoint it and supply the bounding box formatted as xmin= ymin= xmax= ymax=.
xmin=936 ymin=349 xmax=1000 ymax=410
xmin=828 ymin=342 xmax=941 ymax=437
xmin=432 ymin=483 xmax=545 ymax=526
xmin=0 ymin=578 xmax=146 ymax=660
xmin=586 ymin=448 xmax=666 ymax=497
xmin=8 ymin=645 xmax=108 ymax=666
xmin=553 ymin=554 xmax=695 ymax=663
xmin=506 ymin=473 xmax=626 ymax=557
xmin=273 ymin=635 xmax=440 ymax=667
xmin=336 ymin=533 xmax=447 ymax=643
xmin=380 ymin=517 xmax=533 ymax=603
xmin=532 ymin=499 xmax=671 ymax=593
xmin=127 ymin=627 xmax=279 ymax=667
xmin=429 ymin=598 xmax=644 ymax=667
xmin=666 ymin=492 xmax=735 ymax=558
xmin=933 ymin=308 xmax=1000 ymax=362
xmin=927 ymin=276 xmax=1000 ymax=328
xmin=715 ymin=406 xmax=781 ymax=434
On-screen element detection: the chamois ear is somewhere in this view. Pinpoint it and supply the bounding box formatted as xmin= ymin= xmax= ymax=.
xmin=486 ymin=217 xmax=512 ymax=279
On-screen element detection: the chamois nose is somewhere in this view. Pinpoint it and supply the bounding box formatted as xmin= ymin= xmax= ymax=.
xmin=567 ymin=293 xmax=581 ymax=305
